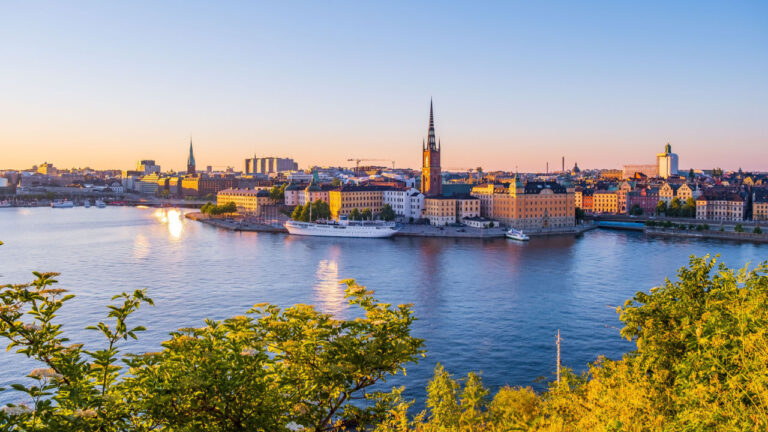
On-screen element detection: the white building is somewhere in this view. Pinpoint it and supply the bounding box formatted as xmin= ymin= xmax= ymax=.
xmin=657 ymin=143 xmax=679 ymax=179
xmin=383 ymin=187 xmax=424 ymax=221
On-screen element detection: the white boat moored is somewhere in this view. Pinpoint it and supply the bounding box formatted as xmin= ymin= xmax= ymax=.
xmin=506 ymin=228 xmax=530 ymax=241
xmin=285 ymin=219 xmax=399 ymax=238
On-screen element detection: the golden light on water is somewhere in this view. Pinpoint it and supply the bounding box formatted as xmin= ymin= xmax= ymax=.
xmin=153 ymin=208 xmax=184 ymax=239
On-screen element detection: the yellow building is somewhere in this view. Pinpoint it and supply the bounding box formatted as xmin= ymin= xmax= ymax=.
xmin=753 ymin=191 xmax=768 ymax=221
xmin=217 ymin=188 xmax=275 ymax=214
xmin=593 ymin=191 xmax=619 ymax=214
xmin=329 ymin=185 xmax=386 ymax=220
xmin=491 ymin=180 xmax=575 ymax=230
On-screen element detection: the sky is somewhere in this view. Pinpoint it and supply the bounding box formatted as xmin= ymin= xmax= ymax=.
xmin=1 ymin=1 xmax=766 ymax=172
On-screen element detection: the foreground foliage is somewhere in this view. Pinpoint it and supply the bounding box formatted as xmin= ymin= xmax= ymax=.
xmin=2 ymin=255 xmax=767 ymax=430
xmin=377 ymin=255 xmax=768 ymax=431
xmin=0 ymin=276 xmax=423 ymax=431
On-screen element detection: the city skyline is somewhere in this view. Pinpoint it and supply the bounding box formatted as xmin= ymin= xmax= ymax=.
xmin=2 ymin=1 xmax=767 ymax=171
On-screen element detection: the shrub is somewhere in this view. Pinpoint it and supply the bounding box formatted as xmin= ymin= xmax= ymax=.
xmin=754 ymin=226 xmax=763 ymax=234
xmin=735 ymin=224 xmax=744 ymax=233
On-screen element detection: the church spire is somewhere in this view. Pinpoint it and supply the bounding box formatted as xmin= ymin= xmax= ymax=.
xmin=427 ymin=99 xmax=437 ymax=151
xmin=187 ymin=137 xmax=196 ymax=175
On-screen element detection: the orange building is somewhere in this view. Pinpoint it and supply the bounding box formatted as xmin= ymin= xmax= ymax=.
xmin=490 ymin=179 xmax=575 ymax=230
xmin=329 ymin=185 xmax=387 ymax=220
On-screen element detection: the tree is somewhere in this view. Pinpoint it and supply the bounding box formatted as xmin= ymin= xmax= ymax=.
xmin=298 ymin=202 xmax=311 ymax=222
xmin=682 ymin=197 xmax=697 ymax=218
xmin=310 ymin=199 xmax=331 ymax=221
xmin=0 ymin=273 xmax=424 ymax=431
xmin=668 ymin=197 xmax=682 ymax=217
xmin=735 ymin=224 xmax=744 ymax=232
xmin=291 ymin=205 xmax=303 ymax=221
xmin=688 ymin=168 xmax=695 ymax=180
xmin=656 ymin=200 xmax=667 ymax=216
xmin=349 ymin=208 xmax=361 ymax=221
xmin=331 ymin=178 xmax=342 ymax=187
xmin=630 ymin=204 xmax=643 ymax=216
xmin=755 ymin=226 xmax=763 ymax=234
xmin=269 ymin=184 xmax=287 ymax=201
xmin=361 ymin=208 xmax=373 ymax=220
xmin=380 ymin=204 xmax=396 ymax=222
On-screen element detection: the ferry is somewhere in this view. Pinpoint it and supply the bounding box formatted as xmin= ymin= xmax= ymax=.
xmin=51 ymin=200 xmax=74 ymax=208
xmin=285 ymin=219 xmax=399 ymax=238
xmin=505 ymin=228 xmax=530 ymax=241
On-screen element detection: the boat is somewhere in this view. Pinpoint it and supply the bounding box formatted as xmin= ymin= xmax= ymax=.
xmin=95 ymin=199 xmax=106 ymax=208
xmin=0 ymin=201 xmax=12 ymax=208
xmin=84 ymin=199 xmax=91 ymax=208
xmin=505 ymin=228 xmax=530 ymax=241
xmin=51 ymin=200 xmax=74 ymax=208
xmin=285 ymin=219 xmax=399 ymax=238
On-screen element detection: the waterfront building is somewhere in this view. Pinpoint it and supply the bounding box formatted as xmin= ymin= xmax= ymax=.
xmin=187 ymin=139 xmax=196 ymax=175
xmin=696 ymin=190 xmax=746 ymax=221
xmin=623 ymin=164 xmax=658 ymax=179
xmin=490 ymin=179 xmax=575 ymax=230
xmin=581 ymin=189 xmax=594 ymax=213
xmin=593 ymin=190 xmax=619 ymax=214
xmin=657 ymin=143 xmax=679 ymax=179
xmin=471 ymin=183 xmax=507 ymax=218
xmin=626 ymin=187 xmax=660 ymax=215
xmin=217 ymin=188 xmax=275 ymax=215
xmin=423 ymin=196 xmax=480 ymax=226
xmin=383 ymin=187 xmax=424 ymax=220
xmin=753 ymin=189 xmax=768 ymax=221
xmin=328 ymin=185 xmax=387 ymax=220
xmin=659 ymin=183 xmax=681 ymax=205
xmin=421 ymin=101 xmax=442 ymax=196
xmin=245 ymin=157 xmax=298 ymax=175
xmin=462 ymin=216 xmax=497 ymax=228
xmin=300 ymin=175 xmax=334 ymax=206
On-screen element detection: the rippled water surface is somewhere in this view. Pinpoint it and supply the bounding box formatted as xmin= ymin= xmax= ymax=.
xmin=1 ymin=207 xmax=766 ymax=404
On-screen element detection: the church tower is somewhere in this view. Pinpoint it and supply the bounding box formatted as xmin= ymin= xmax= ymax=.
xmin=421 ymin=100 xmax=442 ymax=196
xmin=187 ymin=138 xmax=196 ymax=175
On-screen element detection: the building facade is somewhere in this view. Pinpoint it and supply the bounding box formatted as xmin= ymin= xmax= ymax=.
xmin=245 ymin=157 xmax=298 ymax=175
xmin=423 ymin=196 xmax=480 ymax=226
xmin=328 ymin=185 xmax=387 ymax=220
xmin=217 ymin=188 xmax=276 ymax=215
xmin=383 ymin=187 xmax=424 ymax=220
xmin=491 ymin=180 xmax=575 ymax=230
xmin=696 ymin=191 xmax=745 ymax=221
xmin=593 ymin=190 xmax=619 ymax=214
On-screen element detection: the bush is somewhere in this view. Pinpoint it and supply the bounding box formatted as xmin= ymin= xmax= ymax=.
xmin=735 ymin=224 xmax=744 ymax=233
xmin=754 ymin=226 xmax=763 ymax=234
xmin=645 ymin=220 xmax=657 ymax=227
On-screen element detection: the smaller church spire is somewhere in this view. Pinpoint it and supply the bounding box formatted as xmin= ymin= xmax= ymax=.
xmin=187 ymin=137 xmax=196 ymax=175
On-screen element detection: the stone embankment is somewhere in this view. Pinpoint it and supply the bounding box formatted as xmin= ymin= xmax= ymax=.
xmin=645 ymin=227 xmax=768 ymax=244
xmin=185 ymin=212 xmax=288 ymax=233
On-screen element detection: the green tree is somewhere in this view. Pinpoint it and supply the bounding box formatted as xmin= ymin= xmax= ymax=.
xmin=755 ymin=226 xmax=763 ymax=234
xmin=656 ymin=200 xmax=667 ymax=216
xmin=349 ymin=208 xmax=361 ymax=221
xmin=298 ymin=202 xmax=311 ymax=222
xmin=291 ymin=205 xmax=303 ymax=221
xmin=1 ymin=274 xmax=424 ymax=431
xmin=668 ymin=197 xmax=682 ymax=217
xmin=682 ymin=197 xmax=697 ymax=218
xmin=630 ymin=204 xmax=643 ymax=216
xmin=361 ymin=208 xmax=373 ymax=220
xmin=688 ymin=168 xmax=695 ymax=180
xmin=331 ymin=178 xmax=342 ymax=187
xmin=310 ymin=199 xmax=331 ymax=221
xmin=735 ymin=224 xmax=744 ymax=232
xmin=380 ymin=204 xmax=396 ymax=222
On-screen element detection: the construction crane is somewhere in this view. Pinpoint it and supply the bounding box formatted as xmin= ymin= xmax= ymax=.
xmin=347 ymin=158 xmax=395 ymax=174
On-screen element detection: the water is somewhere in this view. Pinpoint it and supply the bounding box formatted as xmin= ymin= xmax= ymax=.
xmin=1 ymin=207 xmax=766 ymax=406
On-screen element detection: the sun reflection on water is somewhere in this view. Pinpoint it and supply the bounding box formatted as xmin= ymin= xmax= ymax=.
xmin=153 ymin=208 xmax=184 ymax=240
xmin=314 ymin=257 xmax=346 ymax=317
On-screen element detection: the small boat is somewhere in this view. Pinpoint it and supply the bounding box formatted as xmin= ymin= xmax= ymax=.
xmin=506 ymin=228 xmax=530 ymax=241
xmin=84 ymin=199 xmax=91 ymax=208
xmin=95 ymin=199 xmax=106 ymax=208
xmin=51 ymin=200 xmax=74 ymax=208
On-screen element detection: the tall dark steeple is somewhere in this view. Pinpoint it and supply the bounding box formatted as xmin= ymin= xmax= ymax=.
xmin=421 ymin=99 xmax=442 ymax=196
xmin=187 ymin=138 xmax=196 ymax=175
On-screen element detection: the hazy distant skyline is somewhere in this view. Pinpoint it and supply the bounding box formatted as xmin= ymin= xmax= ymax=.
xmin=2 ymin=1 xmax=766 ymax=172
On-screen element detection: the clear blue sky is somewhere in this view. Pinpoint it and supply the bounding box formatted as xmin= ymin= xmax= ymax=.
xmin=1 ymin=1 xmax=766 ymax=172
